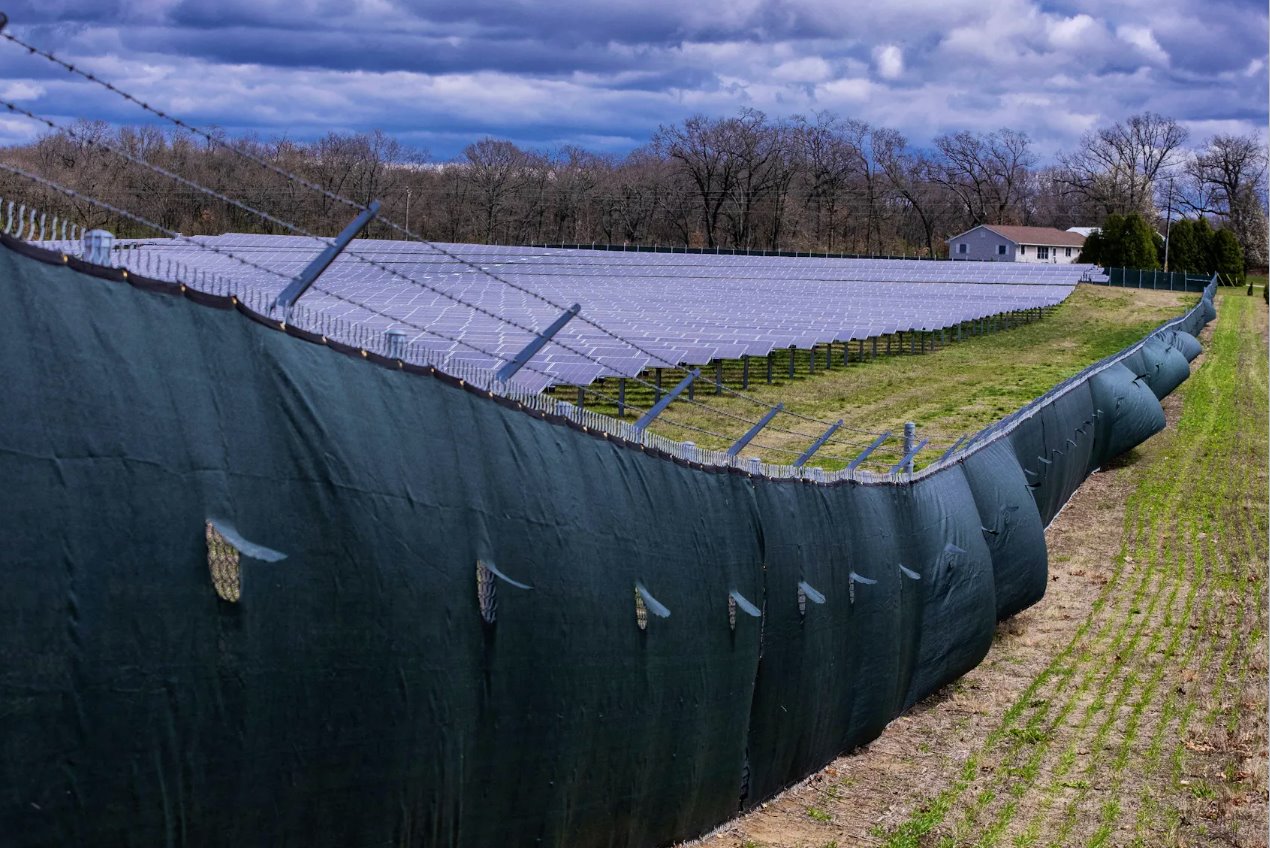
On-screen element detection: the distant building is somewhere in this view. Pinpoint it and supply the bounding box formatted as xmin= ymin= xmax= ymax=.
xmin=1066 ymin=226 xmax=1100 ymax=238
xmin=948 ymin=225 xmax=1087 ymax=264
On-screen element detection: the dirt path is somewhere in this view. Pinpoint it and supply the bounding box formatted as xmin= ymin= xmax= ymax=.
xmin=690 ymin=291 xmax=1267 ymax=848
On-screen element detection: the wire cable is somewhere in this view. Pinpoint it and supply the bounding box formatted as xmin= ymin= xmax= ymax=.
xmin=0 ymin=29 xmax=882 ymax=439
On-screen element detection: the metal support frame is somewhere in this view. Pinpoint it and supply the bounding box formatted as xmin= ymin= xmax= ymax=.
xmin=495 ymin=302 xmax=581 ymax=383
xmin=714 ymin=360 xmax=723 ymax=395
xmin=794 ymin=419 xmax=843 ymax=468
xmin=274 ymin=200 xmax=381 ymax=310
xmin=741 ymin=355 xmax=750 ymax=389
xmin=847 ymin=431 xmax=891 ymax=471
xmin=727 ymin=404 xmax=783 ymax=457
xmin=633 ymin=369 xmax=699 ymax=431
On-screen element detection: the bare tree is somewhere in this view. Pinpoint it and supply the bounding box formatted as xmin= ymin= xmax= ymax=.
xmin=875 ymin=129 xmax=956 ymax=257
xmin=716 ymin=109 xmax=787 ymax=249
xmin=464 ymin=138 xmax=527 ymax=243
xmin=1058 ymin=112 xmax=1189 ymax=217
xmin=933 ymin=128 xmax=1035 ymax=227
xmin=791 ymin=112 xmax=855 ymax=252
xmin=1183 ymin=133 xmax=1269 ymax=267
xmin=652 ymin=115 xmax=741 ymax=247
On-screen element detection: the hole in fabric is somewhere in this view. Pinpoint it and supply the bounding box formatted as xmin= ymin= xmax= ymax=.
xmin=634 ymin=586 xmax=649 ymax=630
xmin=476 ymin=560 xmax=497 ymax=624
xmin=206 ymin=521 xmax=241 ymax=602
xmin=728 ymin=594 xmax=737 ymax=630
xmin=797 ymin=583 xmax=807 ymax=616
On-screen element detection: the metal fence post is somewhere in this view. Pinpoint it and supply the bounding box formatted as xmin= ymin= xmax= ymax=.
xmin=903 ymin=421 xmax=916 ymax=474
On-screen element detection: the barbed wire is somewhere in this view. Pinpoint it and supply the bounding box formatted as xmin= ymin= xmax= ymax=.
xmin=0 ymin=28 xmax=890 ymax=446
xmin=0 ymin=161 xmax=897 ymax=466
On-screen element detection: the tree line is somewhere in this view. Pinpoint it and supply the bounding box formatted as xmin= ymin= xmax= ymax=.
xmin=1079 ymin=211 xmax=1245 ymax=280
xmin=2 ymin=109 xmax=1265 ymax=269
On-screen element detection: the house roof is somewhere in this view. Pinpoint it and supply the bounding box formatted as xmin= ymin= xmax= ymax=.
xmin=978 ymin=225 xmax=1086 ymax=247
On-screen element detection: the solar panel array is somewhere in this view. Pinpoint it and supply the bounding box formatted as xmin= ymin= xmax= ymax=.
xmin=114 ymin=235 xmax=1089 ymax=392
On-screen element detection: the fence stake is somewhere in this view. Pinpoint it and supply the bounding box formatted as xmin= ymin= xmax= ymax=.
xmin=847 ymin=431 xmax=891 ymax=471
xmin=728 ymin=404 xmax=783 ymax=457
xmin=633 ymin=369 xmax=699 ymax=431
xmin=939 ymin=434 xmax=967 ymax=462
xmin=890 ymin=438 xmax=928 ymax=475
xmin=275 ymin=200 xmax=381 ymax=309
xmin=495 ymin=302 xmax=581 ymax=383
xmin=794 ymin=419 xmax=843 ymax=468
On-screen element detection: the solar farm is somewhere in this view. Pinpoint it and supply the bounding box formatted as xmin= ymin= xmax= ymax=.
xmin=108 ymin=234 xmax=1091 ymax=393
xmin=0 ymin=16 xmax=1265 ymax=848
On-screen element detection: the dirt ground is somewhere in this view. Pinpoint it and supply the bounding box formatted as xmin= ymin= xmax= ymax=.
xmin=687 ymin=294 xmax=1268 ymax=848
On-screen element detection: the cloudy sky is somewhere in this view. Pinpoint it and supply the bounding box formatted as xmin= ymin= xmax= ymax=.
xmin=1 ymin=0 xmax=1265 ymax=161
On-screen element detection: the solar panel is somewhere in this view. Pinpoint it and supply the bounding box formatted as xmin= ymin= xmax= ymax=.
xmin=117 ymin=237 xmax=1086 ymax=392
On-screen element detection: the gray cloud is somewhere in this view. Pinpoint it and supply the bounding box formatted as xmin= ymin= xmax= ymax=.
xmin=0 ymin=0 xmax=1264 ymax=158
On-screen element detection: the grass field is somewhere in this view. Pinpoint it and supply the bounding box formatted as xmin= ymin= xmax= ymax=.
xmin=705 ymin=287 xmax=1267 ymax=847
xmin=570 ymin=284 xmax=1198 ymax=471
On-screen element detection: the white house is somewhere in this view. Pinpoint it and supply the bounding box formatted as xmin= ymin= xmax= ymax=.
xmin=948 ymin=225 xmax=1087 ymax=264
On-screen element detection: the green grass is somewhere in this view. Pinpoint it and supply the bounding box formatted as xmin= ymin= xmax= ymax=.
xmin=875 ymin=288 xmax=1268 ymax=847
xmin=560 ymin=285 xmax=1196 ymax=471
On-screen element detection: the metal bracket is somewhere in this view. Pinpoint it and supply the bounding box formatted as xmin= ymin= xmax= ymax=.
xmin=728 ymin=404 xmax=783 ymax=457
xmin=847 ymin=431 xmax=892 ymax=471
xmin=634 ymin=369 xmax=700 ymax=431
xmin=274 ymin=200 xmax=381 ymax=310
xmin=496 ymin=303 xmax=581 ymax=383
xmin=794 ymin=419 xmax=843 ymax=468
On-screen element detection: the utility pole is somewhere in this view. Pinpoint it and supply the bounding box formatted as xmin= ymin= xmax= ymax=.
xmin=405 ymin=187 xmax=411 ymax=236
xmin=1163 ymin=178 xmax=1174 ymax=271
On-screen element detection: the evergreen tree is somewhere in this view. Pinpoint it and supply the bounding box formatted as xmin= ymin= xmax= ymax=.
xmin=1166 ymin=219 xmax=1197 ymax=272
xmin=1095 ymin=214 xmax=1126 ymax=265
xmin=1211 ymin=228 xmax=1244 ymax=282
xmin=1096 ymin=213 xmax=1158 ymax=268
xmin=1120 ymin=213 xmax=1159 ymax=269
xmin=1192 ymin=217 xmax=1214 ymax=271
xmin=1077 ymin=229 xmax=1104 ymax=264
